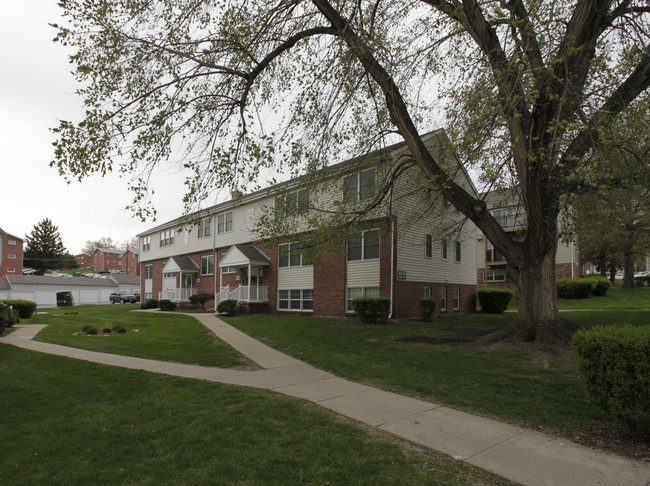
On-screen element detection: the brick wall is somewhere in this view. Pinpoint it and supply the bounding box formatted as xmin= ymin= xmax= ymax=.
xmin=0 ymin=234 xmax=23 ymax=277
xmin=313 ymin=243 xmax=347 ymax=316
xmin=392 ymin=281 xmax=476 ymax=318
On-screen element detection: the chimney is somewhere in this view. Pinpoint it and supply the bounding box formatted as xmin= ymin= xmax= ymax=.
xmin=231 ymin=190 xmax=243 ymax=199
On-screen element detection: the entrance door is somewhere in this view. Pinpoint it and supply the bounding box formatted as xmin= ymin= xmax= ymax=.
xmin=242 ymin=268 xmax=263 ymax=300
xmin=183 ymin=274 xmax=195 ymax=301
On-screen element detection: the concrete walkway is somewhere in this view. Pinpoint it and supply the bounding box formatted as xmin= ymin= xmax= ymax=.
xmin=3 ymin=315 xmax=649 ymax=486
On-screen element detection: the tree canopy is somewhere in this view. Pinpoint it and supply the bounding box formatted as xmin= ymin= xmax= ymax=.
xmin=24 ymin=219 xmax=71 ymax=274
xmin=52 ymin=0 xmax=650 ymax=343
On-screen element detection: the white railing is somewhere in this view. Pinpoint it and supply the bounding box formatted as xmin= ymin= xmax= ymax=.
xmin=158 ymin=288 xmax=197 ymax=302
xmin=215 ymin=286 xmax=269 ymax=304
xmin=215 ymin=286 xmax=230 ymax=305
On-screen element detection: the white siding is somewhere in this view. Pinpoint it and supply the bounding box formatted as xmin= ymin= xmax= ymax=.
xmin=278 ymin=267 xmax=314 ymax=289
xmin=346 ymin=260 xmax=380 ymax=287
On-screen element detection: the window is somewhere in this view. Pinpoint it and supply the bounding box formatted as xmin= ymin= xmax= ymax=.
xmin=441 ymin=286 xmax=447 ymax=311
xmin=217 ymin=211 xmax=233 ymax=234
xmin=423 ymin=286 xmax=432 ymax=299
xmin=163 ymin=272 xmax=176 ymax=279
xmin=343 ymin=168 xmax=376 ymax=202
xmin=425 ymin=234 xmax=432 ymax=258
xmin=276 ymin=189 xmax=310 ymax=218
xmin=222 ymin=266 xmax=236 ymax=274
xmin=201 ymin=255 xmax=214 ymax=275
xmin=142 ymin=236 xmax=151 ymax=252
xmin=7 ymin=268 xmax=15 ymax=273
xmin=455 ymin=241 xmax=462 ymax=263
xmin=487 ymin=265 xmax=507 ymax=282
xmin=144 ymin=265 xmax=153 ymax=280
xmin=441 ymin=238 xmax=448 ymax=260
xmin=278 ymin=289 xmax=313 ymax=311
xmin=198 ymin=218 xmax=211 ymax=238
xmin=278 ymin=242 xmax=305 ymax=267
xmin=159 ymin=229 xmax=174 ymax=247
xmin=454 ymin=287 xmax=460 ymax=310
xmin=8 ymin=254 xmax=16 ymax=259
xmin=493 ymin=208 xmax=515 ymax=228
xmin=8 ymin=240 xmax=16 ymax=245
xmin=346 ymin=287 xmax=380 ymax=311
xmin=347 ymin=229 xmax=380 ymax=261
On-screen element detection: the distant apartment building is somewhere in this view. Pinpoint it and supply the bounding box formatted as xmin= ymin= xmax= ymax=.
xmin=74 ymin=254 xmax=91 ymax=268
xmin=91 ymin=248 xmax=140 ymax=275
xmin=0 ymin=227 xmax=23 ymax=278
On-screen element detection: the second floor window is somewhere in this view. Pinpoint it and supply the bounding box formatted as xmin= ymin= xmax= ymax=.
xmin=276 ymin=189 xmax=310 ymax=218
xmin=441 ymin=238 xmax=448 ymax=260
xmin=144 ymin=264 xmax=153 ymax=279
xmin=201 ymin=255 xmax=214 ymax=275
xmin=160 ymin=229 xmax=174 ymax=247
xmin=278 ymin=242 xmax=303 ymax=267
xmin=455 ymin=241 xmax=462 ymax=263
xmin=343 ymin=168 xmax=376 ymax=203
xmin=217 ymin=211 xmax=233 ymax=234
xmin=198 ymin=217 xmax=211 ymax=238
xmin=142 ymin=236 xmax=151 ymax=252
xmin=347 ymin=229 xmax=380 ymax=261
xmin=493 ymin=208 xmax=515 ymax=228
xmin=425 ymin=234 xmax=432 ymax=258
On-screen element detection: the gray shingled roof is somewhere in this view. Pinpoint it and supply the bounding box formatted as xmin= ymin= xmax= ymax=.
xmin=109 ymin=274 xmax=141 ymax=285
xmin=234 ymin=245 xmax=271 ymax=264
xmin=5 ymin=275 xmax=117 ymax=287
xmin=0 ymin=276 xmax=10 ymax=290
xmin=171 ymin=256 xmax=200 ymax=272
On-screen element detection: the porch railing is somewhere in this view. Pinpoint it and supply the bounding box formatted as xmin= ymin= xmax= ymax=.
xmin=215 ymin=285 xmax=269 ymax=305
xmin=158 ymin=288 xmax=197 ymax=302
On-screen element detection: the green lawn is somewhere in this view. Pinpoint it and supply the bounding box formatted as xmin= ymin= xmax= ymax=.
xmin=0 ymin=345 xmax=511 ymax=485
xmin=28 ymin=305 xmax=255 ymax=368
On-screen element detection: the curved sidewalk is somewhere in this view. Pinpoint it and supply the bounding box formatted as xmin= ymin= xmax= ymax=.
xmin=3 ymin=315 xmax=649 ymax=486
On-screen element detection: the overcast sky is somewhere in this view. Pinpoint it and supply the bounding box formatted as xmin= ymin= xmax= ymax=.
xmin=0 ymin=1 xmax=193 ymax=254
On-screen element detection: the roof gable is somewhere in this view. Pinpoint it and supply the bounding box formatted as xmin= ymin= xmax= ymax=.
xmin=219 ymin=245 xmax=270 ymax=268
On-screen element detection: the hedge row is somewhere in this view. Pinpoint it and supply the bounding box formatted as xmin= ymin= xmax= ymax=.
xmin=477 ymin=288 xmax=514 ymax=313
xmin=557 ymin=277 xmax=611 ymax=299
xmin=572 ymin=325 xmax=650 ymax=438
xmin=351 ymin=297 xmax=390 ymax=324
xmin=0 ymin=299 xmax=37 ymax=319
xmin=635 ymin=276 xmax=650 ymax=287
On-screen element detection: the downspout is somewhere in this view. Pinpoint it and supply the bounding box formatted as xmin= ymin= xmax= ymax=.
xmin=570 ymin=241 xmax=575 ymax=279
xmin=389 ymin=217 xmax=395 ymax=319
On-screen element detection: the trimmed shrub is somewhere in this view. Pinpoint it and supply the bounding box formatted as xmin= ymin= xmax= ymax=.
xmin=419 ymin=298 xmax=437 ymax=322
xmin=216 ymin=299 xmax=239 ymax=316
xmin=82 ymin=325 xmax=98 ymax=335
xmin=556 ymin=278 xmax=593 ymax=299
xmin=572 ymin=325 xmax=650 ymax=438
xmin=9 ymin=310 xmax=20 ymax=326
xmin=0 ymin=299 xmax=37 ymax=319
xmin=158 ymin=299 xmax=177 ymax=311
xmin=351 ymin=297 xmax=391 ymax=324
xmin=140 ymin=299 xmax=159 ymax=310
xmin=585 ymin=277 xmax=611 ymax=297
xmin=189 ymin=292 xmax=215 ymax=311
xmin=635 ymin=276 xmax=650 ymax=288
xmin=113 ymin=325 xmax=127 ymax=334
xmin=477 ymin=288 xmax=514 ymax=313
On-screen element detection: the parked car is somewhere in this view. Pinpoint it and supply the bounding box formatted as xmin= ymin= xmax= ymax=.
xmin=22 ymin=268 xmax=36 ymax=275
xmin=110 ymin=290 xmax=138 ymax=304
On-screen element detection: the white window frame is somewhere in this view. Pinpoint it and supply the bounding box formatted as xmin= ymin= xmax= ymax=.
xmin=7 ymin=268 xmax=15 ymax=273
xmin=346 ymin=286 xmax=380 ymax=312
xmin=347 ymin=229 xmax=380 ymax=261
xmin=217 ymin=211 xmax=233 ymax=234
xmin=343 ymin=168 xmax=376 ymax=202
xmin=487 ymin=265 xmax=507 ymax=282
xmin=441 ymin=238 xmax=448 ymax=261
xmin=277 ymin=289 xmax=314 ymax=311
xmin=8 ymin=254 xmax=16 ymax=259
xmin=198 ymin=217 xmax=212 ymax=239
xmin=278 ymin=242 xmax=304 ymax=268
xmin=144 ymin=264 xmax=153 ymax=280
xmin=441 ymin=286 xmax=447 ymax=311
xmin=142 ymin=236 xmax=151 ymax=252
xmin=454 ymin=287 xmax=460 ymax=310
xmin=455 ymin=240 xmax=462 ymax=263
xmin=276 ymin=188 xmax=310 ymax=218
xmin=8 ymin=240 xmax=16 ymax=245
xmin=221 ymin=266 xmax=236 ymax=274
xmin=159 ymin=229 xmax=175 ymax=248
xmin=425 ymin=233 xmax=432 ymax=258
xmin=201 ymin=255 xmax=214 ymax=275
xmin=423 ymin=286 xmax=432 ymax=299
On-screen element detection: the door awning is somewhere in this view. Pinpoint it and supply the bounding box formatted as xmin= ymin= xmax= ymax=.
xmin=219 ymin=245 xmax=270 ymax=268
xmin=162 ymin=256 xmax=199 ymax=273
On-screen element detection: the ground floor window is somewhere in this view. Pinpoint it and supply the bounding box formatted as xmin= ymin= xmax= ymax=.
xmin=441 ymin=286 xmax=447 ymax=311
xmin=454 ymin=287 xmax=460 ymax=310
xmin=144 ymin=264 xmax=153 ymax=280
xmin=144 ymin=292 xmax=153 ymax=300
xmin=278 ymin=289 xmax=313 ymax=311
xmin=346 ymin=286 xmax=380 ymax=311
xmin=423 ymin=286 xmax=432 ymax=299
xmin=487 ymin=265 xmax=507 ymax=282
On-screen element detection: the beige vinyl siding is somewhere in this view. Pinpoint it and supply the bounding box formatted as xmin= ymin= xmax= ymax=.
xmin=346 ymin=260 xmax=380 ymax=287
xmin=278 ymin=266 xmax=314 ymax=289
xmin=555 ymin=240 xmax=578 ymax=265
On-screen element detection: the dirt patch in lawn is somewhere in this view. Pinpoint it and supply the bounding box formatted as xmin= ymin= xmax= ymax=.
xmin=396 ymin=327 xmax=493 ymax=344
xmin=555 ymin=422 xmax=650 ymax=462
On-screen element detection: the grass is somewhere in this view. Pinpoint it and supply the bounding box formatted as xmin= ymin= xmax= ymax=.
xmin=28 ymin=305 xmax=254 ymax=368
xmin=0 ymin=345 xmax=511 ymax=485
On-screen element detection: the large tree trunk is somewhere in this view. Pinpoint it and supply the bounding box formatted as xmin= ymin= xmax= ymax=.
xmin=622 ymin=249 xmax=636 ymax=289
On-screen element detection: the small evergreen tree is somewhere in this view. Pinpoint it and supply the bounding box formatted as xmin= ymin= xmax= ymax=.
xmin=24 ymin=219 xmax=68 ymax=274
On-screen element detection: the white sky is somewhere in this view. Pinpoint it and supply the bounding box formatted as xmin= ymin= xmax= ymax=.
xmin=0 ymin=1 xmax=191 ymax=254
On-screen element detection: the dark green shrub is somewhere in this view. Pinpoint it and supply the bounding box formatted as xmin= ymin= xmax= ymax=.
xmin=584 ymin=277 xmax=611 ymax=296
xmin=140 ymin=299 xmax=159 ymax=310
xmin=0 ymin=299 xmax=37 ymax=318
xmin=113 ymin=325 xmax=127 ymax=334
xmin=351 ymin=297 xmax=391 ymax=324
xmin=8 ymin=310 xmax=20 ymax=327
xmin=82 ymin=325 xmax=98 ymax=335
xmin=556 ymin=279 xmax=593 ymax=299
xmin=216 ymin=299 xmax=239 ymax=316
xmin=419 ymin=298 xmax=437 ymax=321
xmin=477 ymin=288 xmax=514 ymax=313
xmin=635 ymin=276 xmax=650 ymax=288
xmin=572 ymin=325 xmax=650 ymax=438
xmin=103 ymin=327 xmax=112 ymax=334
xmin=158 ymin=299 xmax=177 ymax=311
xmin=189 ymin=292 xmax=215 ymax=311
xmin=0 ymin=306 xmax=8 ymax=333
